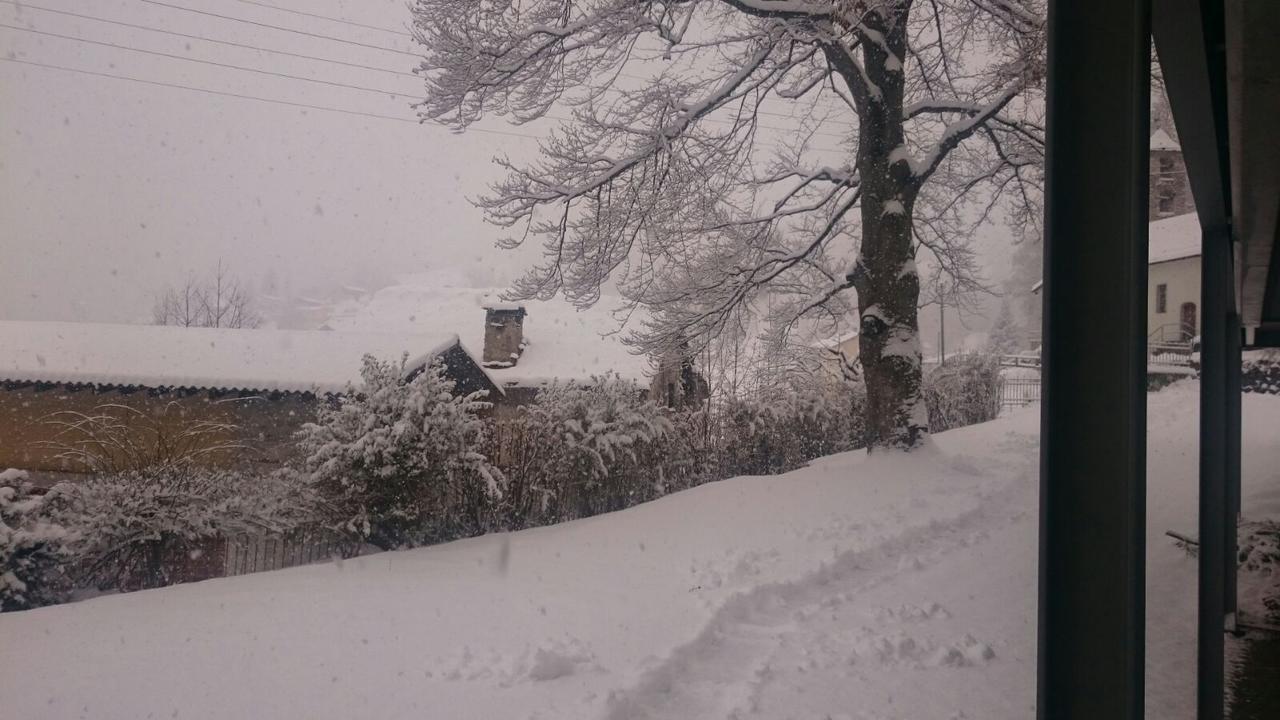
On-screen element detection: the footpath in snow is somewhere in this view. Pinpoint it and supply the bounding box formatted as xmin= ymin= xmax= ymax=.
xmin=2 ymin=382 xmax=1277 ymax=720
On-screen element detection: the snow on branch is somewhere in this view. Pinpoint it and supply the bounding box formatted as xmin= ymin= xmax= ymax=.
xmin=412 ymin=0 xmax=1044 ymax=369
xmin=906 ymin=79 xmax=1028 ymax=187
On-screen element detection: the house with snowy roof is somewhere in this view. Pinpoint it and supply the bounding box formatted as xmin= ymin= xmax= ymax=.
xmin=1147 ymin=212 xmax=1203 ymax=342
xmin=322 ymin=274 xmax=708 ymax=410
xmin=1033 ymin=130 xmax=1203 ymax=344
xmin=810 ymin=330 xmax=861 ymax=381
xmin=0 ymin=321 xmax=499 ymax=484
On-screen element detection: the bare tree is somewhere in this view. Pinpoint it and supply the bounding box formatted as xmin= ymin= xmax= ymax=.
xmin=152 ymin=260 xmax=262 ymax=329
xmin=411 ymin=0 xmax=1045 ymax=449
xmin=151 ymin=276 xmax=205 ymax=328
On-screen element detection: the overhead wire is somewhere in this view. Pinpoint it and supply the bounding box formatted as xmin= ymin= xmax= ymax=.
xmin=0 ymin=1 xmax=853 ymax=149
xmin=0 ymin=56 xmax=848 ymax=154
xmin=0 ymin=0 xmax=420 ymax=77
xmin=136 ymin=0 xmax=419 ymax=57
xmin=227 ymin=0 xmax=410 ymax=36
xmin=0 ymin=22 xmax=414 ymax=97
xmin=179 ymin=0 xmax=859 ymax=129
xmin=0 ymin=55 xmax=507 ymax=132
xmin=0 ymin=18 xmax=851 ymax=142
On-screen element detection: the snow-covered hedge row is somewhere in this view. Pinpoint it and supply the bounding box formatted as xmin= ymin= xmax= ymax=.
xmin=51 ymin=466 xmax=318 ymax=591
xmin=4 ymin=353 xmax=1008 ymax=610
xmin=714 ymin=382 xmax=866 ymax=476
xmin=484 ymin=377 xmax=865 ymax=530
xmin=2 ymin=464 xmax=322 ymax=607
xmin=922 ymin=354 xmax=1003 ymax=432
xmin=490 ymin=375 xmax=675 ymax=527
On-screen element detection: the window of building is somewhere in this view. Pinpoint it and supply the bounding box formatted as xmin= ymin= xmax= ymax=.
xmin=1156 ymin=283 xmax=1168 ymax=313
xmin=1158 ymin=156 xmax=1175 ymax=175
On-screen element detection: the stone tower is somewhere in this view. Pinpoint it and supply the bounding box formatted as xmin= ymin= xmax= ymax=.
xmin=1149 ymin=129 xmax=1195 ymax=219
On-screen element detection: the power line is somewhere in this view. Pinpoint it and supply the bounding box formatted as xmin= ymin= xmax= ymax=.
xmin=130 ymin=1 xmax=856 ymax=132
xmin=137 ymin=0 xmax=418 ymax=57
xmin=0 ymin=23 xmax=417 ymax=97
xmin=157 ymin=0 xmax=856 ymax=131
xmin=0 ymin=57 xmax=847 ymax=153
xmin=218 ymin=1 xmax=850 ymax=132
xmin=0 ymin=21 xmax=850 ymax=141
xmin=0 ymin=56 xmax=503 ymax=131
xmin=0 ymin=0 xmax=419 ymax=77
xmin=229 ymin=0 xmax=410 ymax=37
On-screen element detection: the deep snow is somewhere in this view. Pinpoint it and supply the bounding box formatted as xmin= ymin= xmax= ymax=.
xmin=2 ymin=382 xmax=1277 ymax=720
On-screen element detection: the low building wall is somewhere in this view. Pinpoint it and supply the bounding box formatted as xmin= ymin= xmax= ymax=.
xmin=0 ymin=382 xmax=318 ymax=476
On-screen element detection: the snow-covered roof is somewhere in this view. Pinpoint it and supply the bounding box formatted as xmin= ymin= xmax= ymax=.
xmin=809 ymin=329 xmax=860 ymax=350
xmin=323 ymin=274 xmax=650 ymax=386
xmin=1029 ymin=212 xmax=1201 ymax=293
xmin=1149 ymin=211 xmax=1202 ymax=264
xmin=0 ymin=321 xmax=484 ymax=394
xmin=1150 ymin=129 xmax=1181 ymax=152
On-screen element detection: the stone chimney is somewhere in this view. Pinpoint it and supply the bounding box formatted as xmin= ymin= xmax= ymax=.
xmin=482 ymin=305 xmax=526 ymax=367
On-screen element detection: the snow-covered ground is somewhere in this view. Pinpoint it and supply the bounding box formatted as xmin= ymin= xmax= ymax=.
xmin=2 ymin=382 xmax=1277 ymax=720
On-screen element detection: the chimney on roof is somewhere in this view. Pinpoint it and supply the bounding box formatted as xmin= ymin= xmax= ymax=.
xmin=483 ymin=305 xmax=526 ymax=367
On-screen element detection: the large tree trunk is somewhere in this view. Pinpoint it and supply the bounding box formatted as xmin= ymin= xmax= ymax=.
xmin=855 ymin=206 xmax=927 ymax=450
xmin=844 ymin=4 xmax=928 ymax=451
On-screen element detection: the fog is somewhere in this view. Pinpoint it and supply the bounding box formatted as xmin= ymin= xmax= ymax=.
xmin=0 ymin=0 xmax=1011 ymax=347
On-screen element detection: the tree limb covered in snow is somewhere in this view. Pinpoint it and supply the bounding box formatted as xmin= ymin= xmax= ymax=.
xmin=412 ymin=0 xmax=1045 ymax=448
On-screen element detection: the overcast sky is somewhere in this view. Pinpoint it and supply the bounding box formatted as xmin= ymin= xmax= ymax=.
xmin=1 ymin=0 xmax=1012 ymax=341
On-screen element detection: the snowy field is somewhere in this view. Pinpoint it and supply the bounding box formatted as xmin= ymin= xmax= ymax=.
xmin=2 ymin=382 xmax=1277 ymax=720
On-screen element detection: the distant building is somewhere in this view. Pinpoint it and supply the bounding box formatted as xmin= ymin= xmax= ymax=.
xmin=0 ymin=322 xmax=498 ymax=485
xmin=1148 ymin=213 xmax=1202 ymax=342
xmin=0 ymin=279 xmax=711 ymax=486
xmin=1033 ymin=130 xmax=1201 ymax=343
xmin=1149 ymin=129 xmax=1196 ymax=219
xmin=811 ymin=331 xmax=861 ymax=381
xmin=324 ymin=274 xmax=706 ymax=409
xmin=649 ymin=342 xmax=711 ymax=409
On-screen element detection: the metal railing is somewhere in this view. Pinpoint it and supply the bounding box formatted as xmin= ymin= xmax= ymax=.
xmin=224 ymin=534 xmax=352 ymax=577
xmin=1000 ymin=377 xmax=1042 ymax=408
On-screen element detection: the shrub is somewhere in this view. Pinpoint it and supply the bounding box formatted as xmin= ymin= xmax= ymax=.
xmin=717 ymin=380 xmax=865 ymax=476
xmin=298 ymin=355 xmax=501 ymax=550
xmin=52 ymin=466 xmax=316 ymax=591
xmin=922 ymin=354 xmax=1003 ymax=432
xmin=0 ymin=470 xmax=74 ymax=612
xmin=1242 ymin=350 xmax=1280 ymax=395
xmin=492 ymin=375 xmax=673 ymax=526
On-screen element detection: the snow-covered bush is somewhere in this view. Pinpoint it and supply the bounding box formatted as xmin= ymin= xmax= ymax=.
xmin=298 ymin=355 xmax=501 ymax=550
xmin=52 ymin=466 xmax=316 ymax=591
xmin=1 ymin=470 xmax=74 ymax=612
xmin=1242 ymin=350 xmax=1280 ymax=395
xmin=1238 ymin=520 xmax=1279 ymax=574
xmin=660 ymin=408 xmax=723 ymax=492
xmin=492 ymin=375 xmax=673 ymax=525
xmin=717 ymin=380 xmax=866 ymax=476
xmin=922 ymin=354 xmax=1003 ymax=432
